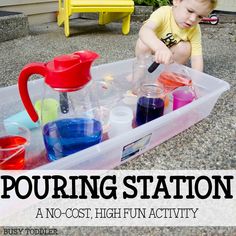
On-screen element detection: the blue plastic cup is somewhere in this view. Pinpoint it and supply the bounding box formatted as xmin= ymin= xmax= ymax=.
xmin=4 ymin=110 xmax=39 ymax=131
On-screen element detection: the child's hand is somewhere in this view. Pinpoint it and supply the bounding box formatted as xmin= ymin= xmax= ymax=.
xmin=154 ymin=48 xmax=174 ymax=65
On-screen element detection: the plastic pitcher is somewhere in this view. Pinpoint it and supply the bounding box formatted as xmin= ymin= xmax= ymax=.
xmin=18 ymin=51 xmax=103 ymax=161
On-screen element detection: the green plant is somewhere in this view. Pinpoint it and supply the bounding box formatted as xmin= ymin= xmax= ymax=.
xmin=134 ymin=0 xmax=170 ymax=7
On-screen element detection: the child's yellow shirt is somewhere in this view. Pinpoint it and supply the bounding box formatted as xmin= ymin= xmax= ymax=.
xmin=148 ymin=6 xmax=202 ymax=56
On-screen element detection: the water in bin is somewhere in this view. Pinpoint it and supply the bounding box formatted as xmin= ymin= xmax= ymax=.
xmin=18 ymin=51 xmax=103 ymax=161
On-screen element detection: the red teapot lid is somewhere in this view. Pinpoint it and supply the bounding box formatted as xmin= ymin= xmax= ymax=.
xmin=45 ymin=50 xmax=99 ymax=91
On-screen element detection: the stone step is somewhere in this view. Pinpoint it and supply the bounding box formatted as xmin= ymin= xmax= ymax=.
xmin=0 ymin=11 xmax=29 ymax=43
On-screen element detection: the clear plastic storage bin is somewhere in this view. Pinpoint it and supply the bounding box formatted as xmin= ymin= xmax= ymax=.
xmin=0 ymin=59 xmax=230 ymax=170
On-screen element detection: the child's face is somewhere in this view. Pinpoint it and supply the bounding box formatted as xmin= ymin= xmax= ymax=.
xmin=173 ymin=0 xmax=213 ymax=28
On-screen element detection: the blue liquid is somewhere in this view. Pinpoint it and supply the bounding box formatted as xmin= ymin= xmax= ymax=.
xmin=136 ymin=96 xmax=164 ymax=126
xmin=43 ymin=118 xmax=102 ymax=161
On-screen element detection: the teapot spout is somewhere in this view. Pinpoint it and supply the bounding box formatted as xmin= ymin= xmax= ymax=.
xmin=74 ymin=50 xmax=99 ymax=64
xmin=68 ymin=50 xmax=99 ymax=89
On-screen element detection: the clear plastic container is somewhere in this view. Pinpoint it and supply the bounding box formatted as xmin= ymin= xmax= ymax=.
xmin=136 ymin=84 xmax=164 ymax=126
xmin=108 ymin=106 xmax=133 ymax=138
xmin=0 ymin=59 xmax=230 ymax=170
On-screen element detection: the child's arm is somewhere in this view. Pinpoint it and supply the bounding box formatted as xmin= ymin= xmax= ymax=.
xmin=138 ymin=21 xmax=174 ymax=65
xmin=191 ymin=55 xmax=203 ymax=72
xmin=189 ymin=25 xmax=203 ymax=72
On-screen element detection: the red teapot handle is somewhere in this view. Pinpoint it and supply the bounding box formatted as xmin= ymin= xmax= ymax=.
xmin=18 ymin=62 xmax=47 ymax=122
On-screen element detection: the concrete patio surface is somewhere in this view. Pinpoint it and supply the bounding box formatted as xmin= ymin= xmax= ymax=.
xmin=0 ymin=13 xmax=235 ymax=235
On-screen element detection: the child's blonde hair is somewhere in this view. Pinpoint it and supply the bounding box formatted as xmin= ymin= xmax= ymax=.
xmin=209 ymin=0 xmax=217 ymax=9
xmin=200 ymin=0 xmax=217 ymax=10
xmin=176 ymin=0 xmax=217 ymax=9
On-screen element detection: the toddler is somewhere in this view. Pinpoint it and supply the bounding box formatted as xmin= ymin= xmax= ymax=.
xmin=135 ymin=0 xmax=217 ymax=71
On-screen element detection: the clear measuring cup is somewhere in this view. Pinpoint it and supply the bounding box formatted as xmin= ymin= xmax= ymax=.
xmin=0 ymin=122 xmax=30 ymax=170
xmin=136 ymin=84 xmax=165 ymax=126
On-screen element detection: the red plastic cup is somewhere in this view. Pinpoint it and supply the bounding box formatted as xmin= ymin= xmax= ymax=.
xmin=0 ymin=122 xmax=30 ymax=170
xmin=173 ymin=89 xmax=195 ymax=110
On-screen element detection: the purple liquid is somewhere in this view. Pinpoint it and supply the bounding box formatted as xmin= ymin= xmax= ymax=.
xmin=136 ymin=96 xmax=164 ymax=126
xmin=43 ymin=118 xmax=102 ymax=161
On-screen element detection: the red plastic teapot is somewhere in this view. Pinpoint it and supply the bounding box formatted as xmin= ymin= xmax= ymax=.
xmin=18 ymin=50 xmax=103 ymax=161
